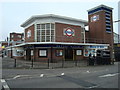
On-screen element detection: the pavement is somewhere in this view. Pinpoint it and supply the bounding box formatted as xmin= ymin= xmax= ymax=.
xmin=2 ymin=57 xmax=88 ymax=69
xmin=1 ymin=56 xmax=120 ymax=89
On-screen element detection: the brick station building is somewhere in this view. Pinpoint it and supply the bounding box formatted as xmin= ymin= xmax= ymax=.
xmin=8 ymin=5 xmax=113 ymax=63
xmin=10 ymin=32 xmax=24 ymax=42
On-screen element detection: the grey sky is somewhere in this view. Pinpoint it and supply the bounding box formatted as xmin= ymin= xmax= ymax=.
xmin=0 ymin=0 xmax=119 ymax=41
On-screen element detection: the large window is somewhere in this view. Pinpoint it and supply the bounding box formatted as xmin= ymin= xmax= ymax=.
xmin=39 ymin=49 xmax=47 ymax=57
xmin=37 ymin=23 xmax=55 ymax=42
xmin=76 ymin=50 xmax=82 ymax=56
xmin=56 ymin=50 xmax=63 ymax=56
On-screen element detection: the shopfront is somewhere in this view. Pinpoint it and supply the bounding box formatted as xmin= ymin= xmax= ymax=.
xmin=11 ymin=42 xmax=109 ymax=63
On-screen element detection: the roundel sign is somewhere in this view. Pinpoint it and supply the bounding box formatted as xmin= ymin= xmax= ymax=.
xmin=92 ymin=15 xmax=97 ymax=21
xmin=91 ymin=15 xmax=99 ymax=22
xmin=27 ymin=30 xmax=31 ymax=38
xmin=64 ymin=28 xmax=74 ymax=36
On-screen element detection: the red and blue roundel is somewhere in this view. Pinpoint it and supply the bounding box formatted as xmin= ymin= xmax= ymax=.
xmin=64 ymin=28 xmax=74 ymax=36
xmin=91 ymin=15 xmax=99 ymax=22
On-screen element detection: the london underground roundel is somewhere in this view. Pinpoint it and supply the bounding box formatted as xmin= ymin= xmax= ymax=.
xmin=92 ymin=15 xmax=97 ymax=21
xmin=64 ymin=28 xmax=74 ymax=36
xmin=27 ymin=30 xmax=31 ymax=38
xmin=91 ymin=15 xmax=99 ymax=22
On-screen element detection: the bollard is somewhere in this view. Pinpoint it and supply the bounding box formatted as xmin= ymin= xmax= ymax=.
xmin=2 ymin=54 xmax=3 ymax=59
xmin=48 ymin=59 xmax=50 ymax=68
xmin=14 ymin=59 xmax=16 ymax=67
xmin=62 ymin=59 xmax=64 ymax=68
xmin=31 ymin=59 xmax=33 ymax=68
xmin=75 ymin=59 xmax=77 ymax=66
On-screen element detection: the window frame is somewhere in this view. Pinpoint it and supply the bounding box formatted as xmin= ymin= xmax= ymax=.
xmin=38 ymin=49 xmax=48 ymax=57
xmin=36 ymin=23 xmax=55 ymax=42
xmin=55 ymin=49 xmax=63 ymax=57
xmin=76 ymin=49 xmax=82 ymax=56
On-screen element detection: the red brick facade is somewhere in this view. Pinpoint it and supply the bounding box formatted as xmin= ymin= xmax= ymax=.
xmin=10 ymin=32 xmax=23 ymax=41
xmin=25 ymin=25 xmax=35 ymax=42
xmin=24 ymin=48 xmax=84 ymax=62
xmin=24 ymin=23 xmax=82 ymax=43
xmin=55 ymin=23 xmax=82 ymax=43
xmin=88 ymin=11 xmax=113 ymax=46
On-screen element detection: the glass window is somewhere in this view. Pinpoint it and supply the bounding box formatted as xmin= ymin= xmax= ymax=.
xmin=16 ymin=50 xmax=24 ymax=56
xmin=39 ymin=50 xmax=47 ymax=57
xmin=11 ymin=35 xmax=14 ymax=38
xmin=56 ymin=50 xmax=63 ymax=56
xmin=51 ymin=30 xmax=54 ymax=35
xmin=41 ymin=24 xmax=45 ymax=29
xmin=76 ymin=50 xmax=82 ymax=55
xmin=51 ymin=36 xmax=55 ymax=42
xmin=46 ymin=23 xmax=50 ymax=29
xmin=37 ymin=30 xmax=40 ymax=35
xmin=37 ymin=24 xmax=40 ymax=29
xmin=18 ymin=35 xmax=21 ymax=38
xmin=31 ymin=50 xmax=33 ymax=56
xmin=46 ymin=36 xmax=50 ymax=42
xmin=41 ymin=30 xmax=45 ymax=35
xmin=41 ymin=36 xmax=45 ymax=42
xmin=46 ymin=30 xmax=50 ymax=35
xmin=36 ymin=23 xmax=55 ymax=42
xmin=51 ymin=24 xmax=55 ymax=29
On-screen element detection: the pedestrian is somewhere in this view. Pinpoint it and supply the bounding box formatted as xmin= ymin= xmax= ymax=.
xmin=93 ymin=55 xmax=96 ymax=65
xmin=89 ymin=53 xmax=92 ymax=65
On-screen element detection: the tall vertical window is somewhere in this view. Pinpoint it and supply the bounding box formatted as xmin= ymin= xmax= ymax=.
xmin=105 ymin=12 xmax=111 ymax=33
xmin=37 ymin=23 xmax=55 ymax=42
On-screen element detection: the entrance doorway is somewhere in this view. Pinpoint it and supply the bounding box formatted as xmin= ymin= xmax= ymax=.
xmin=65 ymin=47 xmax=73 ymax=60
xmin=26 ymin=49 xmax=31 ymax=60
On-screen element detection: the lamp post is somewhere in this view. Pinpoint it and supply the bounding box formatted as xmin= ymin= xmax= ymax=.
xmin=111 ymin=20 xmax=120 ymax=63
xmin=114 ymin=20 xmax=120 ymax=43
xmin=81 ymin=26 xmax=86 ymax=43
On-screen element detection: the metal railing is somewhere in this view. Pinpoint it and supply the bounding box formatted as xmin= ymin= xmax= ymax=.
xmin=2 ymin=57 xmax=88 ymax=69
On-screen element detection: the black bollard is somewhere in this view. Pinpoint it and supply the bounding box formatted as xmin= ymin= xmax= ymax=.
xmin=75 ymin=60 xmax=77 ymax=66
xmin=62 ymin=59 xmax=64 ymax=68
xmin=48 ymin=59 xmax=49 ymax=68
xmin=14 ymin=59 xmax=16 ymax=67
xmin=31 ymin=59 xmax=33 ymax=68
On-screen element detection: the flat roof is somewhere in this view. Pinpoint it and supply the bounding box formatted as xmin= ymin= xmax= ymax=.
xmin=21 ymin=14 xmax=88 ymax=27
xmin=11 ymin=42 xmax=109 ymax=48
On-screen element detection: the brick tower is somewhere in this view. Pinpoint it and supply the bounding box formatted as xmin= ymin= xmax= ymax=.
xmin=87 ymin=4 xmax=114 ymax=47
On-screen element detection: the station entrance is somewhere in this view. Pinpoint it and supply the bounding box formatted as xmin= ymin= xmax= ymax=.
xmin=65 ymin=47 xmax=73 ymax=60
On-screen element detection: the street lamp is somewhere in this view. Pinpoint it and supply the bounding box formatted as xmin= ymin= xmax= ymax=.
xmin=113 ymin=20 xmax=120 ymax=43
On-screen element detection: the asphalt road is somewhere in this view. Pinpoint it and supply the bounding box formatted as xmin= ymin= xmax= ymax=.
xmin=1 ymin=57 xmax=120 ymax=89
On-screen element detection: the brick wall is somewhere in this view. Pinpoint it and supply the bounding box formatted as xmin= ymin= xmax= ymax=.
xmin=10 ymin=33 xmax=23 ymax=41
xmin=88 ymin=11 xmax=113 ymax=46
xmin=55 ymin=23 xmax=82 ymax=43
xmin=25 ymin=25 xmax=35 ymax=42
xmin=23 ymin=48 xmax=85 ymax=62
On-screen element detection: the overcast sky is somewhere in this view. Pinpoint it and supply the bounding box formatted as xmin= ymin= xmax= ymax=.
xmin=0 ymin=0 xmax=119 ymax=41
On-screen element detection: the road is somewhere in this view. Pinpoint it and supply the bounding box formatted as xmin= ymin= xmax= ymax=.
xmin=1 ymin=57 xmax=120 ymax=89
xmin=1 ymin=61 xmax=119 ymax=89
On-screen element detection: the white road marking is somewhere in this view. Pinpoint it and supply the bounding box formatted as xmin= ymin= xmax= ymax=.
xmin=1 ymin=79 xmax=6 ymax=82
xmin=3 ymin=84 xmax=9 ymax=88
xmin=40 ymin=74 xmax=44 ymax=77
xmin=89 ymin=85 xmax=98 ymax=88
xmin=1 ymin=79 xmax=10 ymax=90
xmin=99 ymin=73 xmax=118 ymax=78
xmin=13 ymin=75 xmax=30 ymax=79
xmin=86 ymin=71 xmax=90 ymax=73
xmin=61 ymin=73 xmax=65 ymax=76
xmin=13 ymin=75 xmax=21 ymax=79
